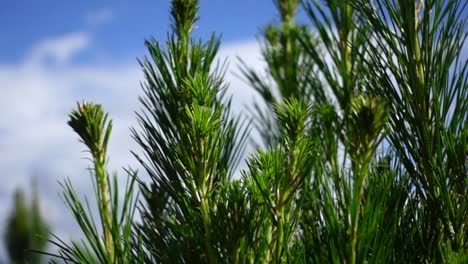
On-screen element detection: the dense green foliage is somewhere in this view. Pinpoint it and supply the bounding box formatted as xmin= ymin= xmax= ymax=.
xmin=4 ymin=185 xmax=50 ymax=264
xmin=46 ymin=0 xmax=466 ymax=263
xmin=132 ymin=1 xmax=248 ymax=262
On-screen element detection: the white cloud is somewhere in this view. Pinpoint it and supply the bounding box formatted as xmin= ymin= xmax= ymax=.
xmin=25 ymin=32 xmax=91 ymax=66
xmin=217 ymin=40 xmax=264 ymax=113
xmin=84 ymin=8 xmax=115 ymax=27
xmin=0 ymin=34 xmax=263 ymax=260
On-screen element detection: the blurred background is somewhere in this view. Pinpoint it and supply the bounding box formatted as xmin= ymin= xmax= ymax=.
xmin=0 ymin=0 xmax=283 ymax=262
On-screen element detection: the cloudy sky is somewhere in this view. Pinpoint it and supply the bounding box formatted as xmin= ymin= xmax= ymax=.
xmin=0 ymin=0 xmax=283 ymax=259
xmin=1 ymin=1 xmax=466 ymax=261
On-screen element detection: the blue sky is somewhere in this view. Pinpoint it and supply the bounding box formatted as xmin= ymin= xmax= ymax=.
xmin=0 ymin=0 xmax=276 ymax=64
xmin=0 ymin=1 xmax=275 ymax=260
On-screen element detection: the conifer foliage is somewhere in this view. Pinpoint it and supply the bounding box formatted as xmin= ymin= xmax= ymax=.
xmin=44 ymin=0 xmax=466 ymax=263
xmin=4 ymin=185 xmax=50 ymax=264
xmin=132 ymin=0 xmax=248 ymax=261
xmin=44 ymin=102 xmax=139 ymax=263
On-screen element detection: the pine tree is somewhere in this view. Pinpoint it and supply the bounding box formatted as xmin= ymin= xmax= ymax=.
xmin=4 ymin=184 xmax=50 ymax=264
xmin=46 ymin=102 xmax=139 ymax=263
xmin=353 ymin=0 xmax=468 ymax=261
xmin=5 ymin=189 xmax=30 ymax=264
xmin=131 ymin=0 xmax=248 ymax=262
xmin=38 ymin=0 xmax=466 ymax=263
